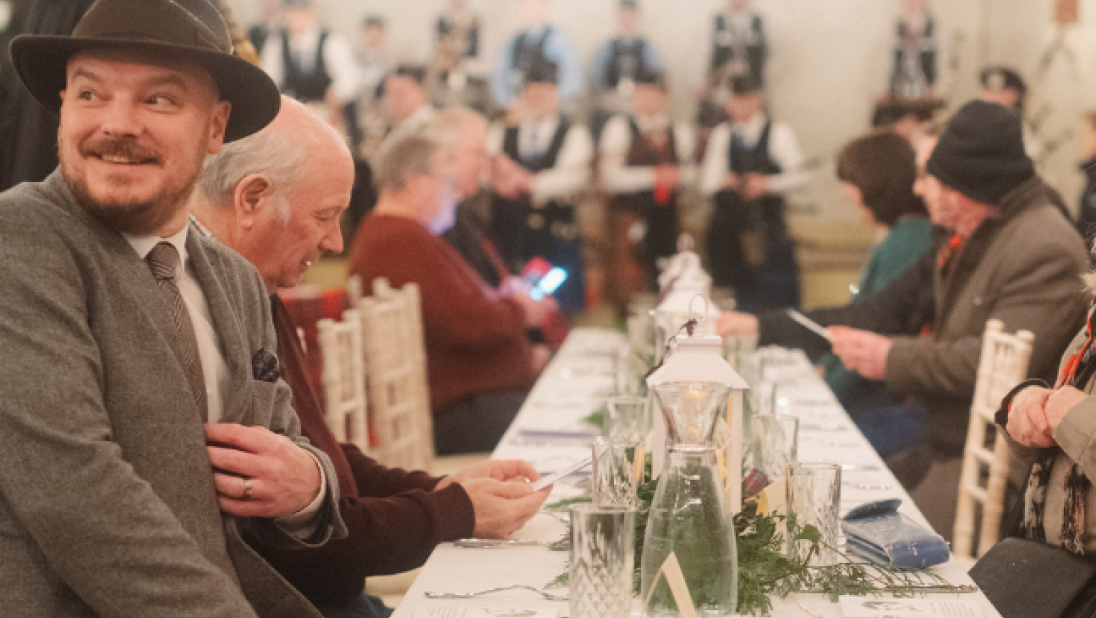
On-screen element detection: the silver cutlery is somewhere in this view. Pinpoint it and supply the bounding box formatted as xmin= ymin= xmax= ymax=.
xmin=842 ymin=481 xmax=894 ymax=490
xmin=424 ymin=585 xmax=568 ymax=601
xmin=453 ymin=538 xmax=568 ymax=550
xmin=508 ymin=437 xmax=596 ymax=448
xmin=798 ymin=583 xmax=978 ymax=616
xmin=840 ymin=463 xmax=880 ymax=472
xmin=892 ymin=584 xmax=978 ymax=592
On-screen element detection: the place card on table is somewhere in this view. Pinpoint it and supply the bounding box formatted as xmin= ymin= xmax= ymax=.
xmin=838 ymin=596 xmax=982 ymax=618
xmin=414 ymin=606 xmax=559 ymax=618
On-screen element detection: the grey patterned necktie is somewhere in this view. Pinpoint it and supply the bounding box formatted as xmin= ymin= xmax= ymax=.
xmin=147 ymin=242 xmax=208 ymax=421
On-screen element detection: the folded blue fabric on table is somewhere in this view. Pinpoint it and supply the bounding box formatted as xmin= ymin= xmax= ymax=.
xmin=840 ymin=499 xmax=950 ymax=569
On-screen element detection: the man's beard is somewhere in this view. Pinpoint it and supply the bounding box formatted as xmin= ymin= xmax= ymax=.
xmin=59 ymin=134 xmax=201 ymax=236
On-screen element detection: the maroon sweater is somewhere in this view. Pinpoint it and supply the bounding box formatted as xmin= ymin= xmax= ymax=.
xmin=347 ymin=214 xmax=538 ymax=410
xmin=251 ymin=296 xmax=475 ymax=608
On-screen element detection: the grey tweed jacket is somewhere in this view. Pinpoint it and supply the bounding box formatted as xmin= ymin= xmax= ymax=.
xmin=0 ymin=172 xmax=346 ymax=618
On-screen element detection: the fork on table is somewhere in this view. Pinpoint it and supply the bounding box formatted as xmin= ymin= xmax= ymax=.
xmin=424 ymin=585 xmax=568 ymax=601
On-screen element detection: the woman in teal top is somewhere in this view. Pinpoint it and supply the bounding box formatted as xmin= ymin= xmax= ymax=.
xmin=823 ymin=132 xmax=933 ymax=457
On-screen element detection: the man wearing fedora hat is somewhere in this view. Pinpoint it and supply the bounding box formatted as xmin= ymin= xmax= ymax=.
xmin=0 ymin=0 xmax=345 ymax=616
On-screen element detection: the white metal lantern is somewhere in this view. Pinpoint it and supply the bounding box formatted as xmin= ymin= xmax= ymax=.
xmin=646 ymin=328 xmax=750 ymax=513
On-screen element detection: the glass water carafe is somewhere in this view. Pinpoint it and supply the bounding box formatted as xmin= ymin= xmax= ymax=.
xmin=641 ymin=382 xmax=737 ymax=618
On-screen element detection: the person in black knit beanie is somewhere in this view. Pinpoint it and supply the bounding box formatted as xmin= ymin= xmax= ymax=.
xmin=926 ymin=99 xmax=1034 ymax=205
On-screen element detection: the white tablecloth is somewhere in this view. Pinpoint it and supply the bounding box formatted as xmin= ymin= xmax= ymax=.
xmin=390 ymin=328 xmax=1001 ymax=618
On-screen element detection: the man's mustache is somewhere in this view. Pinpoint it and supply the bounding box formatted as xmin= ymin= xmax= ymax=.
xmin=80 ymin=139 xmax=162 ymax=165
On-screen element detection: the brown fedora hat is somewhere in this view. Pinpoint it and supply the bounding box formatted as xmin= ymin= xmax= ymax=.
xmin=9 ymin=0 xmax=280 ymax=142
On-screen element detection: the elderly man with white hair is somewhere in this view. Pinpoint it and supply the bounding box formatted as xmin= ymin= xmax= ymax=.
xmin=191 ymin=97 xmax=550 ymax=618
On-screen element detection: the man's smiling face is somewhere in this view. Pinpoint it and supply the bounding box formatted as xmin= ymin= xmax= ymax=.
xmin=58 ymin=48 xmax=229 ymax=235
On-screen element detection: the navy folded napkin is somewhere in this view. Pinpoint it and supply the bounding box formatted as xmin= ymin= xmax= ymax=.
xmin=840 ymin=499 xmax=950 ymax=569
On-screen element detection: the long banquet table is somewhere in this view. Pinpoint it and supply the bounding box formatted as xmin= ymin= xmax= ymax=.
xmin=391 ymin=328 xmax=1002 ymax=618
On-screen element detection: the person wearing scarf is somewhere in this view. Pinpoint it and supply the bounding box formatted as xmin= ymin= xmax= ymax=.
xmin=1003 ymin=293 xmax=1096 ymax=553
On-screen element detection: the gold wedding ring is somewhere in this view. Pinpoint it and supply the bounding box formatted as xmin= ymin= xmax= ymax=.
xmin=242 ymin=478 xmax=253 ymax=501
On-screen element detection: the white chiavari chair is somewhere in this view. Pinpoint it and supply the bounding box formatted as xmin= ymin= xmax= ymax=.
xmin=358 ymin=278 xmax=436 ymax=471
xmin=316 ymin=309 xmax=369 ymax=455
xmin=953 ymin=318 xmax=1035 ymax=563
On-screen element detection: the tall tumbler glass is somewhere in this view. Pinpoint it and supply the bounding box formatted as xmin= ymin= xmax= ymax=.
xmin=785 ymin=462 xmax=841 ymax=565
xmin=605 ymin=396 xmax=651 ymax=443
xmin=570 ymin=504 xmax=637 ymax=618
xmin=749 ymin=414 xmax=799 ymax=489
xmin=593 ymin=437 xmax=643 ymax=507
xmin=615 ymin=347 xmax=647 ymax=397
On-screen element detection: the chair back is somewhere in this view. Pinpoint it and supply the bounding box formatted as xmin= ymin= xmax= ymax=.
xmin=358 ymin=278 xmax=435 ymax=470
xmin=953 ymin=318 xmax=1035 ymax=559
xmin=317 ymin=309 xmax=370 ymax=455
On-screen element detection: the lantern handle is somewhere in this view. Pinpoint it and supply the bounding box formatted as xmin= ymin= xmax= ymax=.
xmin=645 ymin=316 xmax=701 ymax=380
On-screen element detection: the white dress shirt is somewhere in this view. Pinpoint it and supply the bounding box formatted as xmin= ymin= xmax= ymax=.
xmin=124 ymin=225 xmax=325 ymax=532
xmin=599 ymin=114 xmax=697 ymax=194
xmin=260 ymin=25 xmax=360 ymax=102
xmin=486 ymin=116 xmax=593 ymax=201
xmin=728 ymin=10 xmax=758 ymax=40
xmin=698 ymin=112 xmax=810 ymax=196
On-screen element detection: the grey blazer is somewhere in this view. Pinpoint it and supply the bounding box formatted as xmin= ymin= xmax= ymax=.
xmin=0 ymin=172 xmax=346 ymax=618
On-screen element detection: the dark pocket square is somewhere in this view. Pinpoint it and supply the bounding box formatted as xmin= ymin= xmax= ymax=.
xmin=252 ymin=348 xmax=280 ymax=383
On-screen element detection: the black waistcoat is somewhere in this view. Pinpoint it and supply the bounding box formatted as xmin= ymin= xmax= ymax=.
xmin=281 ymin=30 xmax=332 ymax=103
xmin=730 ymin=120 xmax=781 ymax=176
xmin=617 ymin=118 xmax=679 ymax=207
xmin=503 ymin=119 xmax=571 ymax=173
xmin=512 ymin=27 xmax=553 ymax=78
xmin=711 ymin=14 xmax=766 ymax=82
xmin=603 ymin=38 xmax=647 ymax=89
xmin=891 ymin=18 xmax=937 ymax=88
xmin=492 ymin=118 xmax=574 ymax=268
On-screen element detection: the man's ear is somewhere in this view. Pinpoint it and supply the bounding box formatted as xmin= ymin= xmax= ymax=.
xmin=234 ymin=174 xmax=274 ymax=230
xmin=206 ymin=101 xmax=232 ymax=155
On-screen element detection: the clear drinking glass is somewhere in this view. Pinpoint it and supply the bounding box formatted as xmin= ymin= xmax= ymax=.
xmin=605 ymin=396 xmax=651 ymax=443
xmin=593 ymin=437 xmax=643 ymax=507
xmin=750 ymin=414 xmax=799 ymax=489
xmin=786 ymin=462 xmax=842 ymax=565
xmin=641 ymin=382 xmax=737 ymax=618
xmin=614 ymin=347 xmax=646 ymax=397
xmin=570 ymin=504 xmax=637 ymax=618
xmin=750 ymin=380 xmax=776 ymax=417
